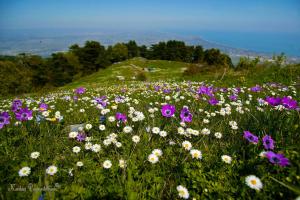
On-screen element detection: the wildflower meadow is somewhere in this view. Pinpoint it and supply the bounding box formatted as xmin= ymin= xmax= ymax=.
xmin=0 ymin=81 xmax=299 ymax=199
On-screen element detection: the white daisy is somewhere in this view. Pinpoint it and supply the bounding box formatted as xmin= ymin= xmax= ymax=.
xmin=159 ymin=131 xmax=167 ymax=137
xmin=152 ymin=127 xmax=160 ymax=134
xmin=46 ymin=165 xmax=58 ymax=175
xmin=103 ymin=139 xmax=112 ymax=146
xmin=148 ymin=154 xmax=159 ymax=164
xmin=99 ymin=124 xmax=106 ymax=131
xmin=214 ymin=132 xmax=222 ymax=139
xmin=119 ymin=159 xmax=126 ymax=168
xmin=103 ymin=160 xmax=112 ymax=169
xmin=221 ymin=155 xmax=232 ymax=164
xmin=30 ymin=152 xmax=40 ymax=159
xmin=108 ymin=116 xmax=115 ymax=122
xmin=76 ymin=161 xmax=84 ymax=167
xmin=245 ymin=175 xmax=263 ymax=191
xmin=123 ymin=126 xmax=133 ymax=133
xmin=115 ymin=142 xmax=122 ymax=148
xmin=85 ymin=142 xmax=93 ymax=150
xmin=201 ymin=128 xmax=210 ymax=135
xmin=18 ymin=167 xmax=31 ymax=177
xmin=190 ymin=149 xmax=202 ymax=159
xmin=132 ymin=135 xmax=140 ymax=143
xmin=72 ymin=146 xmax=81 ymax=154
xmin=152 ymin=149 xmax=163 ymax=157
xmin=203 ymin=119 xmax=210 ymax=124
xmin=182 ymin=141 xmax=192 ymax=151
xmin=91 ymin=144 xmax=101 ymax=152
xmin=69 ymin=131 xmax=78 ymax=138
xmin=177 ymin=185 xmax=189 ymax=199
xmin=178 ymin=127 xmax=185 ymax=135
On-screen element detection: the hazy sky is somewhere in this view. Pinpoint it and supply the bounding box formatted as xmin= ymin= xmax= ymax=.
xmin=1 ymin=0 xmax=300 ymax=33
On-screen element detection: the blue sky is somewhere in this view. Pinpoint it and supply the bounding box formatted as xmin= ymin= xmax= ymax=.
xmin=0 ymin=0 xmax=300 ymax=33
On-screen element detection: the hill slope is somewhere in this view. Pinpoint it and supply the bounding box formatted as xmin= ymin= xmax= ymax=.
xmin=63 ymin=57 xmax=300 ymax=90
xmin=64 ymin=57 xmax=200 ymax=88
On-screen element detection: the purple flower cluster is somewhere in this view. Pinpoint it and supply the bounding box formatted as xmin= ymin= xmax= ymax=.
xmin=243 ymin=130 xmax=289 ymax=167
xmin=250 ymin=85 xmax=262 ymax=92
xmin=161 ymin=104 xmax=176 ymax=118
xmin=197 ymin=85 xmax=214 ymax=97
xmin=208 ymin=97 xmax=219 ymax=105
xmin=75 ymin=87 xmax=86 ymax=95
xmin=265 ymin=151 xmax=290 ymax=167
xmin=163 ymin=89 xmax=171 ymax=94
xmin=265 ymin=97 xmax=282 ymax=106
xmin=180 ymin=106 xmax=192 ymax=123
xmin=265 ymin=96 xmax=298 ymax=110
xmin=15 ymin=107 xmax=33 ymax=121
xmin=0 ymin=112 xmax=10 ymax=129
xmin=10 ymin=99 xmax=33 ymax=122
xmin=281 ymin=97 xmax=298 ymax=109
xmin=154 ymin=85 xmax=161 ymax=91
xmin=229 ymin=95 xmax=238 ymax=101
xmin=95 ymin=96 xmax=107 ymax=107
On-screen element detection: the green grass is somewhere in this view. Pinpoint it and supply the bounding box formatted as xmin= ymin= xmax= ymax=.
xmin=64 ymin=57 xmax=300 ymax=90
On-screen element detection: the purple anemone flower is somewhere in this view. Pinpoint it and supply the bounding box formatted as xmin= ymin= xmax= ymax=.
xmin=95 ymin=97 xmax=107 ymax=107
xmin=265 ymin=151 xmax=290 ymax=167
xmin=233 ymin=87 xmax=241 ymax=94
xmin=163 ymin=89 xmax=171 ymax=94
xmin=75 ymin=87 xmax=86 ymax=95
xmin=161 ymin=104 xmax=176 ymax=118
xmin=197 ymin=85 xmax=214 ymax=97
xmin=116 ymin=113 xmax=127 ymax=123
xmin=0 ymin=112 xmax=10 ymax=129
xmin=265 ymin=97 xmax=281 ymax=106
xmin=154 ymin=85 xmax=161 ymax=91
xmin=229 ymin=95 xmax=238 ymax=101
xmin=39 ymin=103 xmax=48 ymax=111
xmin=243 ymin=131 xmax=259 ymax=144
xmin=76 ymin=133 xmax=86 ymax=142
xmin=11 ymin=99 xmax=22 ymax=112
xmin=262 ymin=135 xmax=275 ymax=150
xmin=220 ymin=88 xmax=228 ymax=93
xmin=180 ymin=106 xmax=192 ymax=123
xmin=251 ymin=85 xmax=262 ymax=92
xmin=281 ymin=96 xmax=298 ymax=110
xmin=15 ymin=107 xmax=33 ymax=121
xmin=208 ymin=97 xmax=219 ymax=105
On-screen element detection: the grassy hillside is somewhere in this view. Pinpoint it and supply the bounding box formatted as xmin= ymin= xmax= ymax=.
xmin=64 ymin=57 xmax=192 ymax=88
xmin=64 ymin=57 xmax=300 ymax=90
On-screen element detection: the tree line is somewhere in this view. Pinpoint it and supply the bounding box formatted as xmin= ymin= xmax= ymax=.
xmin=0 ymin=40 xmax=233 ymax=96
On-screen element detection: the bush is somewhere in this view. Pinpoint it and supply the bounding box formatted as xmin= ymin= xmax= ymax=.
xmin=183 ymin=65 xmax=202 ymax=76
xmin=136 ymin=71 xmax=147 ymax=81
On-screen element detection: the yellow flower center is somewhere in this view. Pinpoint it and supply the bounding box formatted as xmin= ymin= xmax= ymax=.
xmin=250 ymin=180 xmax=257 ymax=185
